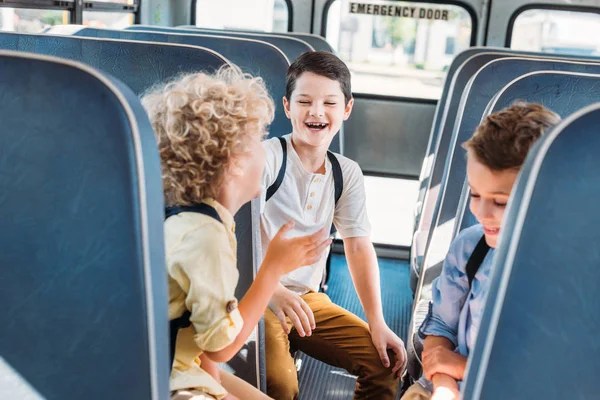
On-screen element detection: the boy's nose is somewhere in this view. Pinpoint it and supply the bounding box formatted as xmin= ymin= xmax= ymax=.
xmin=477 ymin=202 xmax=494 ymax=220
xmin=310 ymin=104 xmax=324 ymax=117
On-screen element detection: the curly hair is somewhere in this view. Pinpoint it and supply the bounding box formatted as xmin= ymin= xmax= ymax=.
xmin=142 ymin=66 xmax=275 ymax=207
xmin=462 ymin=100 xmax=561 ymax=171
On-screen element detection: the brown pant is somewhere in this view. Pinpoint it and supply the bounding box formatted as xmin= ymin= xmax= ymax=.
xmin=265 ymin=292 xmax=399 ymax=400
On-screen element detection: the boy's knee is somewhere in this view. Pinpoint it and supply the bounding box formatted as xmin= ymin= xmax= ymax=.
xmin=266 ymin=372 xmax=299 ymax=400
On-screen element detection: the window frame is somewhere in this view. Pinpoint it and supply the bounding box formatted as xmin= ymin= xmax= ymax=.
xmin=505 ymin=3 xmax=600 ymax=48
xmin=320 ymin=0 xmax=478 ymax=99
xmin=190 ymin=0 xmax=294 ymax=32
xmin=0 ymin=0 xmax=140 ymax=25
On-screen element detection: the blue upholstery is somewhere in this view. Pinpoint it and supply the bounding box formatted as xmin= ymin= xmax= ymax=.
xmin=87 ymin=26 xmax=342 ymax=153
xmin=412 ymin=48 xmax=522 ymax=292
xmin=0 ymin=32 xmax=266 ymax=389
xmin=60 ymin=26 xmax=293 ymax=141
xmin=413 ymin=49 xmax=600 ymax=292
xmin=408 ymin=60 xmax=600 ymax=383
xmin=0 ymin=51 xmax=168 ymax=399
xmin=456 ymin=71 xmax=600 ymax=235
xmin=126 ymin=25 xmax=315 ymax=61
xmin=175 ymin=25 xmax=333 ymax=52
xmin=0 ymin=32 xmax=228 ymax=95
xmin=462 ymin=102 xmax=600 ymax=399
xmin=423 ymin=57 xmax=600 ymax=285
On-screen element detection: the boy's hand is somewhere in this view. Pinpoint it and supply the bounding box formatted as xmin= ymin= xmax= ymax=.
xmin=369 ymin=321 xmax=407 ymax=378
xmin=263 ymin=222 xmax=332 ymax=275
xmin=422 ymin=346 xmax=467 ymax=381
xmin=431 ymin=373 xmax=460 ymax=400
xmin=268 ymin=284 xmax=315 ymax=337
xmin=222 ymin=394 xmax=240 ymax=400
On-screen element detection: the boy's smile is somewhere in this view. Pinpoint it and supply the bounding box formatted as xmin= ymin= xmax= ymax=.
xmin=466 ymin=149 xmax=519 ymax=248
xmin=283 ymin=71 xmax=353 ymax=150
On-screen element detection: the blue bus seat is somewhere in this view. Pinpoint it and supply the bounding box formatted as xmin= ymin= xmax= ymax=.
xmin=0 ymin=50 xmax=168 ymax=400
xmin=0 ymin=31 xmax=228 ymax=95
xmin=412 ymin=48 xmax=525 ymax=292
xmin=113 ymin=25 xmax=343 ymax=153
xmin=462 ymin=102 xmax=600 ymax=399
xmin=48 ymin=26 xmax=293 ymax=140
xmin=126 ymin=25 xmax=315 ymax=61
xmin=0 ymin=31 xmax=266 ymax=390
xmin=175 ymin=25 xmax=334 ymax=52
xmin=412 ymin=48 xmax=600 ymax=293
xmin=408 ymin=69 xmax=600 ymax=383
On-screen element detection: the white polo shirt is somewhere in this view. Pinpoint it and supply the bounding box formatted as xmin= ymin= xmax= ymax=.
xmin=260 ymin=134 xmax=371 ymax=294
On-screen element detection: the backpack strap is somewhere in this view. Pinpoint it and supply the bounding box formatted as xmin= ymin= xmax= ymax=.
xmin=165 ymin=203 xmax=222 ymax=223
xmin=465 ymin=235 xmax=490 ymax=288
xmin=266 ymin=137 xmax=287 ymax=202
xmin=164 ymin=202 xmax=222 ymax=369
xmin=169 ymin=310 xmax=191 ymax=369
xmin=327 ymin=151 xmax=344 ymax=206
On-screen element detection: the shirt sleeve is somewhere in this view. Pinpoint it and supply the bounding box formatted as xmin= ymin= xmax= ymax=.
xmin=418 ymin=234 xmax=471 ymax=348
xmin=168 ymin=223 xmax=243 ymax=352
xmin=333 ymin=159 xmax=372 ymax=239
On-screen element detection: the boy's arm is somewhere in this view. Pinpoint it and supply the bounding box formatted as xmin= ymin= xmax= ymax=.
xmin=205 ymin=223 xmax=331 ymax=362
xmin=418 ymin=235 xmax=473 ymax=382
xmin=422 ymin=336 xmax=467 ymax=381
xmin=343 ymin=236 xmax=407 ymax=376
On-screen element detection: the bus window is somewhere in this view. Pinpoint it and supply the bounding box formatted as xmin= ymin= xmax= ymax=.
xmin=510 ymin=8 xmax=600 ymax=56
xmin=83 ymin=11 xmax=134 ymax=29
xmin=0 ymin=8 xmax=68 ymax=33
xmin=325 ymin=0 xmax=472 ymax=99
xmin=195 ymin=0 xmax=290 ymax=32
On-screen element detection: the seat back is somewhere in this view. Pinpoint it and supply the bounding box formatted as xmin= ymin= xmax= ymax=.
xmin=0 ymin=50 xmax=168 ymax=400
xmin=0 ymin=31 xmax=266 ymax=389
xmin=412 ymin=48 xmax=523 ymax=291
xmin=408 ymin=65 xmax=600 ymax=382
xmin=0 ymin=31 xmax=229 ymax=95
xmin=50 ymin=26 xmax=292 ymax=140
xmin=126 ymin=25 xmax=315 ymax=61
xmin=455 ymin=70 xmax=600 ymax=235
xmin=421 ymin=57 xmax=600 ymax=296
xmin=175 ymin=25 xmax=334 ymax=52
xmin=462 ymin=102 xmax=600 ymax=399
xmin=413 ymin=49 xmax=600 ymax=291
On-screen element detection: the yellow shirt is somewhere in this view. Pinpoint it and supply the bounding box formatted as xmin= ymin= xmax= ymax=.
xmin=164 ymin=199 xmax=243 ymax=398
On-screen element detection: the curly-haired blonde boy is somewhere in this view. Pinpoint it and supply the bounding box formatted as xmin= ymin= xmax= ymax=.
xmin=142 ymin=66 xmax=331 ymax=400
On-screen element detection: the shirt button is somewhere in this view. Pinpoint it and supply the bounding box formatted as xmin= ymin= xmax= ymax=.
xmin=314 ymin=178 xmax=320 ymax=183
xmin=226 ymin=300 xmax=238 ymax=313
xmin=310 ymin=192 xmax=315 ymax=197
xmin=307 ymin=205 xmax=313 ymax=210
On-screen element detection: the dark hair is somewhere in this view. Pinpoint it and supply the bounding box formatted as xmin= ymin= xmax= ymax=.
xmin=285 ymin=51 xmax=352 ymax=105
xmin=462 ymin=100 xmax=561 ymax=171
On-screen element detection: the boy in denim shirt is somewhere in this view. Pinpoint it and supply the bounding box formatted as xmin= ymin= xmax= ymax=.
xmin=402 ymin=101 xmax=560 ymax=400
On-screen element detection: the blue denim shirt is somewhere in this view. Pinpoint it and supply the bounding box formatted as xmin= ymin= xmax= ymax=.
xmin=416 ymin=224 xmax=495 ymax=393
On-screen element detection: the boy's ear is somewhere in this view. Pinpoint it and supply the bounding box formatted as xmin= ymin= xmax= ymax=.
xmin=283 ymin=96 xmax=291 ymax=119
xmin=343 ymin=98 xmax=354 ymax=121
xmin=227 ymin=154 xmax=244 ymax=178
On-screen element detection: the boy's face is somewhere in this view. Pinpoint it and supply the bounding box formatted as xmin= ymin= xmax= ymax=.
xmin=283 ymin=72 xmax=353 ymax=149
xmin=466 ymin=149 xmax=519 ymax=248
xmin=231 ymin=130 xmax=266 ymax=201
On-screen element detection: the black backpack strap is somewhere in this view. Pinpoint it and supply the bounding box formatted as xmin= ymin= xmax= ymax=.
xmin=465 ymin=235 xmax=490 ymax=288
xmin=169 ymin=310 xmax=192 ymax=369
xmin=326 ymin=151 xmax=344 ymax=236
xmin=165 ymin=203 xmax=222 ymax=223
xmin=164 ymin=202 xmax=222 ymax=370
xmin=266 ymin=137 xmax=287 ymax=202
xmin=327 ymin=151 xmax=344 ymax=206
